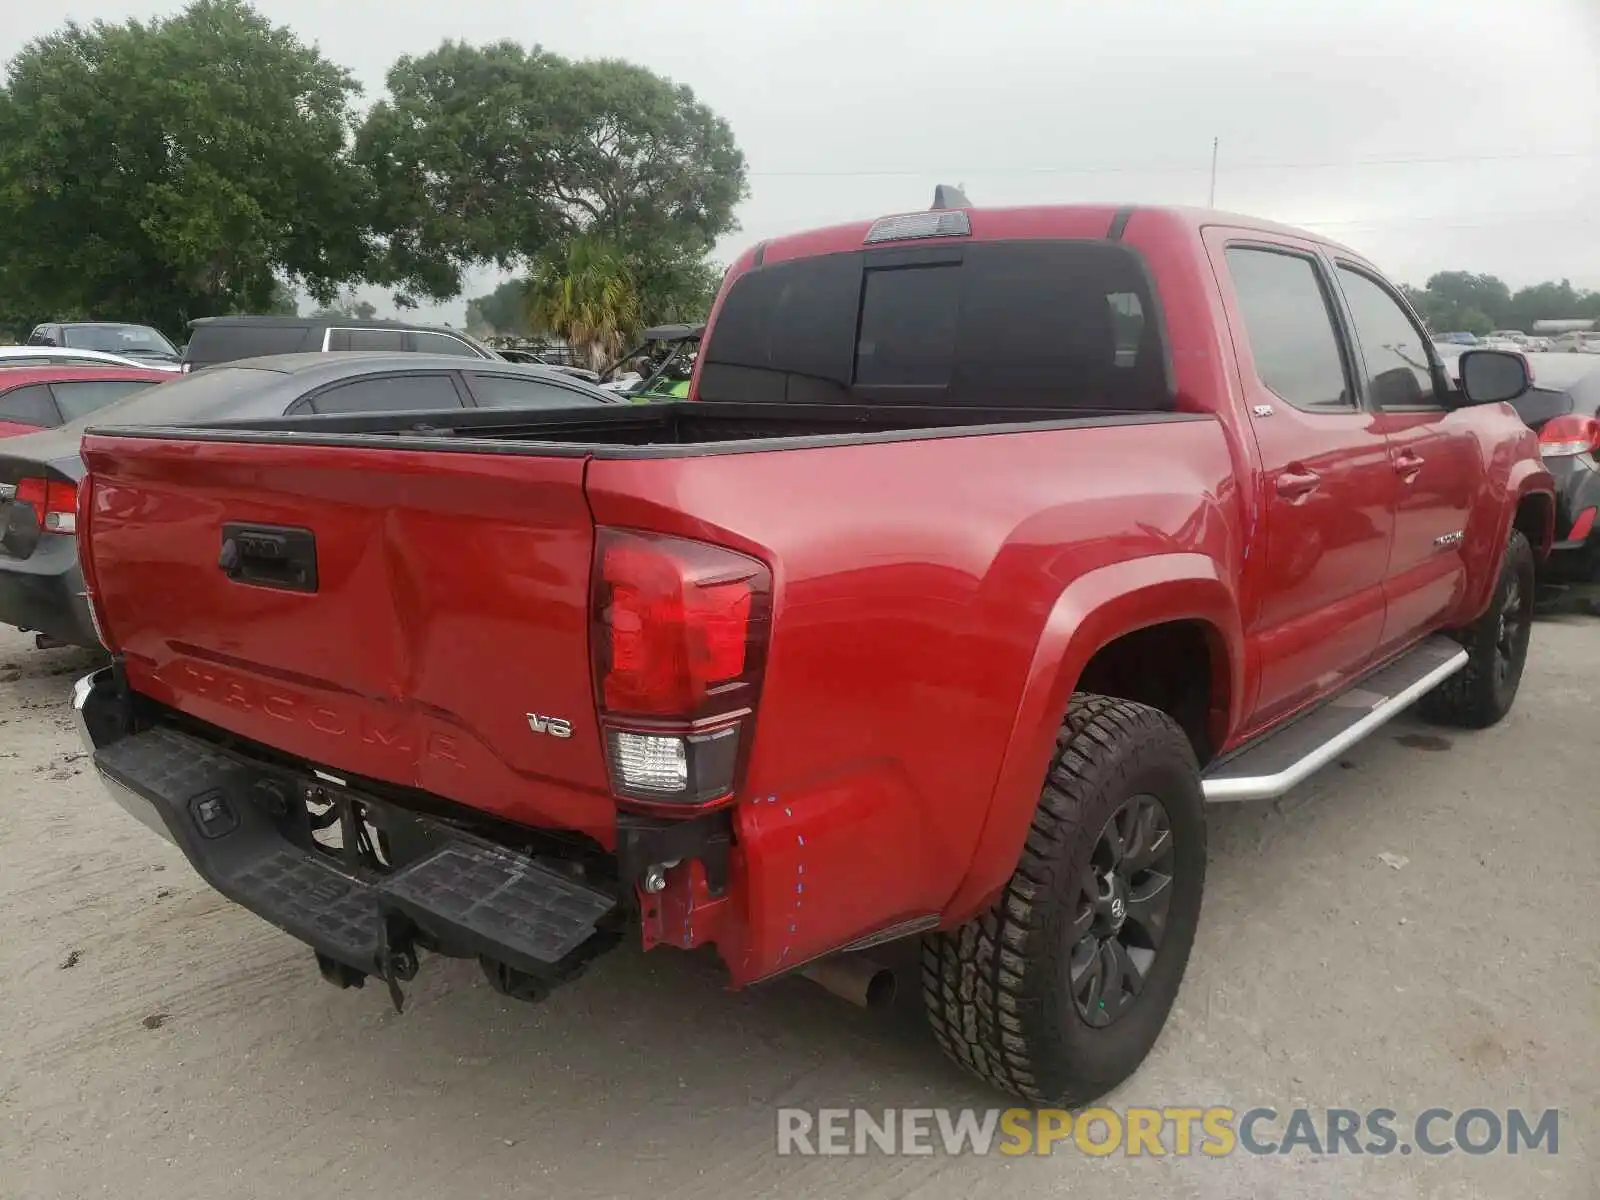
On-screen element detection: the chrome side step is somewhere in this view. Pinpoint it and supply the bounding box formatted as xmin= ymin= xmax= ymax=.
xmin=1202 ymin=636 xmax=1468 ymax=803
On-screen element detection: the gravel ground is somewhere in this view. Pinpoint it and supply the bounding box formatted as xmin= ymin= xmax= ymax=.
xmin=0 ymin=621 xmax=1595 ymax=1200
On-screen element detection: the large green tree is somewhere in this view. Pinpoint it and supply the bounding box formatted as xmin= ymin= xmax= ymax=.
xmin=358 ymin=40 xmax=746 ymax=325
xmin=0 ymin=0 xmax=374 ymax=336
xmin=1403 ymin=271 xmax=1600 ymax=334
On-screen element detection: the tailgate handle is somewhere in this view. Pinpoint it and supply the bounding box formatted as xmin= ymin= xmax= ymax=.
xmin=219 ymin=523 xmax=318 ymax=593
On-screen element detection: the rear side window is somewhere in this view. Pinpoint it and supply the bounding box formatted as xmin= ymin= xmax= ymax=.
xmin=306 ymin=374 xmax=464 ymax=414
xmin=1224 ymin=248 xmax=1352 ymax=412
xmin=187 ymin=324 xmax=314 ymax=365
xmin=0 ymin=384 xmax=59 ymax=427
xmin=412 ymin=331 xmax=484 ymax=357
xmin=468 ymin=374 xmax=601 ymax=408
xmin=330 ymin=328 xmax=406 ymax=352
xmin=698 ymin=240 xmax=1171 ymax=410
xmin=51 ymin=379 xmax=161 ymax=421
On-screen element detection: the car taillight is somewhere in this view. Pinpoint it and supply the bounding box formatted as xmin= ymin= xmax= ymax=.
xmin=591 ymin=528 xmax=771 ymax=811
xmin=75 ymin=474 xmax=112 ymax=649
xmin=1569 ymin=507 xmax=1597 ymax=543
xmin=14 ymin=476 xmax=78 ymax=533
xmin=1538 ymin=415 xmax=1600 ymax=458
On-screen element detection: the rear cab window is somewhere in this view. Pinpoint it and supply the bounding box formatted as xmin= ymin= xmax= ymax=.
xmin=698 ymin=239 xmax=1172 ymax=411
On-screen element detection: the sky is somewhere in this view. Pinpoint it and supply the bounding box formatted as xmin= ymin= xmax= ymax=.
xmin=4 ymin=0 xmax=1599 ymax=326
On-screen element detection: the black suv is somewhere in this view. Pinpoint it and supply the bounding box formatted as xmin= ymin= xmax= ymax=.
xmin=181 ymin=316 xmax=499 ymax=370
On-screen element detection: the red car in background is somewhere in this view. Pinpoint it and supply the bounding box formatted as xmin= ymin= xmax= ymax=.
xmin=0 ymin=364 xmax=171 ymax=438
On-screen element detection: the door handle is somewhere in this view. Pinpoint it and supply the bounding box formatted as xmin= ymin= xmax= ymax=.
xmin=1276 ymin=468 xmax=1321 ymax=498
xmin=1393 ymin=449 xmax=1425 ymax=478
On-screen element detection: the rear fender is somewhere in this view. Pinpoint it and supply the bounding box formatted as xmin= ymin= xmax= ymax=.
xmin=940 ymin=554 xmax=1241 ymax=925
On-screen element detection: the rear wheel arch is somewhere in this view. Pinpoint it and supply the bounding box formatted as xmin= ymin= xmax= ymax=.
xmin=941 ymin=558 xmax=1241 ymax=924
xmin=1514 ymin=490 xmax=1553 ymax=560
xmin=1073 ymin=618 xmax=1229 ymax=764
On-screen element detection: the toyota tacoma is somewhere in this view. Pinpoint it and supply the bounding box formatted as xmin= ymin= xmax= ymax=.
xmin=71 ymin=198 xmax=1553 ymax=1104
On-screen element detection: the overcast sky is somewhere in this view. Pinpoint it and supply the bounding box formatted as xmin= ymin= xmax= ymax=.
xmin=6 ymin=0 xmax=1599 ymax=325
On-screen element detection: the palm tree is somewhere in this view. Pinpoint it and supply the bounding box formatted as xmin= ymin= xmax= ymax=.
xmin=524 ymin=238 xmax=641 ymax=372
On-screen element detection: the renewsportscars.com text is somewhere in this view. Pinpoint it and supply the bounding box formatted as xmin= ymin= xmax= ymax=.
xmin=776 ymin=1106 xmax=1561 ymax=1158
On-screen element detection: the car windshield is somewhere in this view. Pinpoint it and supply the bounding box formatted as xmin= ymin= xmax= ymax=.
xmin=62 ymin=324 xmax=178 ymax=357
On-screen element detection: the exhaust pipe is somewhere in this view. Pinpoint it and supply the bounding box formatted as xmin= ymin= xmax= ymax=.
xmin=802 ymin=954 xmax=896 ymax=1009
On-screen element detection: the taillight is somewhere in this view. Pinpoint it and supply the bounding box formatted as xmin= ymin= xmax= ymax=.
xmin=14 ymin=476 xmax=78 ymax=533
xmin=75 ymin=474 xmax=112 ymax=649
xmin=591 ymin=528 xmax=771 ymax=810
xmin=1538 ymin=415 xmax=1600 ymax=458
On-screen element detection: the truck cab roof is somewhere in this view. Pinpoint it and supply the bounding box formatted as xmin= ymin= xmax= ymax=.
xmin=744 ymin=204 xmax=1363 ymax=267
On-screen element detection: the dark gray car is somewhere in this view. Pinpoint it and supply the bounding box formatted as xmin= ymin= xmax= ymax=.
xmin=0 ymin=353 xmax=620 ymax=648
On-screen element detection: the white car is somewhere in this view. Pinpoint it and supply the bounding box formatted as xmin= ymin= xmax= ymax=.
xmin=0 ymin=345 xmax=170 ymax=371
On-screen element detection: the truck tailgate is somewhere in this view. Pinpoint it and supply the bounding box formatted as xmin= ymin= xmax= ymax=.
xmin=78 ymin=435 xmax=615 ymax=840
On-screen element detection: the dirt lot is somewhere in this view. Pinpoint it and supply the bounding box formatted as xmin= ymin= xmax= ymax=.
xmin=0 ymin=622 xmax=1595 ymax=1200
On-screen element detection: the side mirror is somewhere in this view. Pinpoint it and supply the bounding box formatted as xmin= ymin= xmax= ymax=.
xmin=1458 ymin=349 xmax=1531 ymax=405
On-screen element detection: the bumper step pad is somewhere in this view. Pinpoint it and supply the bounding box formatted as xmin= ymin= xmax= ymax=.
xmin=91 ymin=724 xmax=616 ymax=986
xmin=382 ymin=844 xmax=617 ymax=975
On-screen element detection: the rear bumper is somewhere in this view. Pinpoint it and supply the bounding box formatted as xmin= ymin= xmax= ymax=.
xmin=0 ymin=546 xmax=98 ymax=646
xmin=73 ymin=668 xmax=620 ymax=990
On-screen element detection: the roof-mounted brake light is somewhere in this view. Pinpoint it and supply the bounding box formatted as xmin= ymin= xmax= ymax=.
xmin=863 ymin=210 xmax=971 ymax=245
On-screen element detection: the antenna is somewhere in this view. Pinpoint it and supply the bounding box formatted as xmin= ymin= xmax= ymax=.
xmin=932 ymin=183 xmax=971 ymax=210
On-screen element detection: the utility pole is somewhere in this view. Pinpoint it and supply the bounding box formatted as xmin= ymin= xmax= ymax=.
xmin=1208 ymin=137 xmax=1219 ymax=207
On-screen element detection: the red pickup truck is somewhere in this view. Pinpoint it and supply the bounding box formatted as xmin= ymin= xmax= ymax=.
xmin=72 ymin=201 xmax=1552 ymax=1106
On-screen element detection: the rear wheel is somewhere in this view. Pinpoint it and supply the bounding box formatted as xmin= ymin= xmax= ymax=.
xmin=1421 ymin=530 xmax=1534 ymax=729
xmin=921 ymin=694 xmax=1206 ymax=1105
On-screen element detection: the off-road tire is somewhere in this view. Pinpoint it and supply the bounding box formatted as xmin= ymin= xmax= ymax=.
xmin=921 ymin=694 xmax=1207 ymax=1105
xmin=1420 ymin=530 xmax=1535 ymax=729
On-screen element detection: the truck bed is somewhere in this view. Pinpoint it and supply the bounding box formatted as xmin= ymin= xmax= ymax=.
xmin=89 ymin=399 xmax=1206 ymax=457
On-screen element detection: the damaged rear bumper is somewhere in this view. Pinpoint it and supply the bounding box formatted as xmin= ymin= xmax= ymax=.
xmin=73 ymin=668 xmax=620 ymax=1004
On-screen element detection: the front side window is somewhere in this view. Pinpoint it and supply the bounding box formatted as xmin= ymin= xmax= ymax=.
xmin=306 ymin=374 xmax=464 ymax=414
xmin=1336 ymin=266 xmax=1438 ymax=409
xmin=468 ymin=374 xmax=601 ymax=408
xmin=1224 ymin=247 xmax=1352 ymax=412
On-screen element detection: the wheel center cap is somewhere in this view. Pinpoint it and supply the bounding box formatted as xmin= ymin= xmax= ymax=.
xmin=1097 ymin=871 xmax=1130 ymax=933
